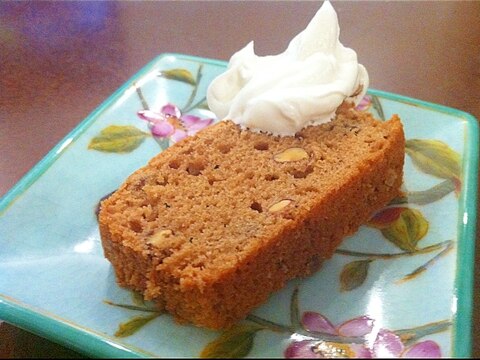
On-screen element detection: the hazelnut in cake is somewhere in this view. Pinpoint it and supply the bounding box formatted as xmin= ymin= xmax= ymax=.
xmin=98 ymin=1 xmax=405 ymax=329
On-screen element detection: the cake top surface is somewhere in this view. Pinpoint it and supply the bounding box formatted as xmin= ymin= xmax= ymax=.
xmin=206 ymin=0 xmax=369 ymax=136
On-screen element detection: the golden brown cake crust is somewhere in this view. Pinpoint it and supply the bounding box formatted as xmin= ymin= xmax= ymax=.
xmin=99 ymin=107 xmax=405 ymax=329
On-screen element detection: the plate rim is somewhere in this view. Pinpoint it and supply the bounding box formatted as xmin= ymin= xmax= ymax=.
xmin=0 ymin=52 xmax=478 ymax=358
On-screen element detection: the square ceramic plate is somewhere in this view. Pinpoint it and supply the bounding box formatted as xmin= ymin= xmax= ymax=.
xmin=0 ymin=53 xmax=478 ymax=358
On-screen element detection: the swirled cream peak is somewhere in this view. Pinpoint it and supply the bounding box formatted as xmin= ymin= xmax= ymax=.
xmin=206 ymin=1 xmax=369 ymax=136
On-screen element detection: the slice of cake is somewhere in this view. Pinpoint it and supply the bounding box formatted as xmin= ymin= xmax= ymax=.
xmin=99 ymin=0 xmax=405 ymax=329
xmin=99 ymin=104 xmax=404 ymax=329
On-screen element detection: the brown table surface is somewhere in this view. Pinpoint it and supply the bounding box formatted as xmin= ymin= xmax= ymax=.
xmin=1 ymin=1 xmax=479 ymax=358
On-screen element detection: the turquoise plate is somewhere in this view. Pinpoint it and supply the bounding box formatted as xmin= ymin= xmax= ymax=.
xmin=0 ymin=53 xmax=478 ymax=358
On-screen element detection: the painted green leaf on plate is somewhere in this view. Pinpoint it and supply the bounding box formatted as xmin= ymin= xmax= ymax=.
xmin=131 ymin=290 xmax=146 ymax=306
xmin=114 ymin=313 xmax=160 ymax=338
xmin=371 ymin=94 xmax=385 ymax=121
xmin=406 ymin=139 xmax=461 ymax=179
xmin=390 ymin=178 xmax=457 ymax=205
xmin=88 ymin=125 xmax=148 ymax=153
xmin=381 ymin=207 xmax=429 ymax=252
xmin=195 ymin=99 xmax=210 ymax=110
xmin=159 ymin=68 xmax=196 ymax=86
xmin=340 ymin=260 xmax=372 ymax=291
xmin=200 ymin=324 xmax=262 ymax=359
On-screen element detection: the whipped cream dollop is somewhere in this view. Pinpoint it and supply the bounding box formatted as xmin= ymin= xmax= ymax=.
xmin=206 ymin=1 xmax=369 ymax=136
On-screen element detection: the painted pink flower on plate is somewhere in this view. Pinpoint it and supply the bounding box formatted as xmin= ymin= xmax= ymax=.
xmin=138 ymin=103 xmax=213 ymax=143
xmin=355 ymin=95 xmax=372 ymax=112
xmin=372 ymin=330 xmax=441 ymax=358
xmin=367 ymin=207 xmax=405 ymax=229
xmin=284 ymin=312 xmax=442 ymax=358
